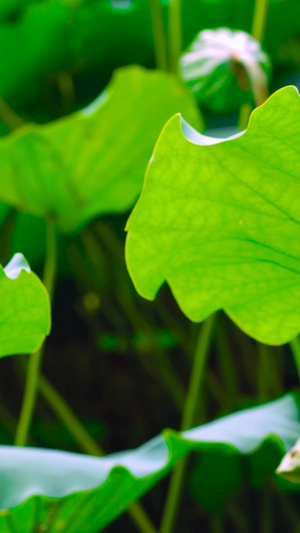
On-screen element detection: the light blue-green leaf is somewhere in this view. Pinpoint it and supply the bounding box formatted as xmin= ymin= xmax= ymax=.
xmin=0 ymin=393 xmax=299 ymax=532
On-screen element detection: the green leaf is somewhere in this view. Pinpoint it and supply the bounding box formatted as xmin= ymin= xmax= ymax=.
xmin=0 ymin=394 xmax=298 ymax=532
xmin=190 ymin=449 xmax=242 ymax=512
xmin=0 ymin=253 xmax=50 ymax=357
xmin=126 ymin=86 xmax=300 ymax=345
xmin=0 ymin=66 xmax=201 ymax=233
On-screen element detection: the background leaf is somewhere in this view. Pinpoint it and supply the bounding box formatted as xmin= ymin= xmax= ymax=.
xmin=0 ymin=0 xmax=299 ymax=111
xmin=0 ymin=253 xmax=50 ymax=357
xmin=126 ymin=86 xmax=300 ymax=345
xmin=0 ymin=66 xmax=201 ymax=232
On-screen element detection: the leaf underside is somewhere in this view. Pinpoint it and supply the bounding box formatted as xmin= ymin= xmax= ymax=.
xmin=0 ymin=394 xmax=299 ymax=532
xmin=126 ymin=86 xmax=300 ymax=345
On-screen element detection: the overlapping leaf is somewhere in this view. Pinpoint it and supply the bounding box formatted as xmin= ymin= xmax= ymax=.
xmin=126 ymin=86 xmax=300 ymax=345
xmin=0 ymin=254 xmax=50 ymax=357
xmin=0 ymin=66 xmax=201 ymax=233
xmin=0 ymin=394 xmax=299 ymax=532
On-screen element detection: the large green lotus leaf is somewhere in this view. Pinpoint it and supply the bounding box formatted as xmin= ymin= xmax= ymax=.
xmin=0 ymin=394 xmax=298 ymax=532
xmin=0 ymin=254 xmax=50 ymax=357
xmin=0 ymin=66 xmax=201 ymax=233
xmin=126 ymin=86 xmax=300 ymax=345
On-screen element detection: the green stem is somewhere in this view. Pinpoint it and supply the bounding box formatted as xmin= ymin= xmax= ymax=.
xmin=211 ymin=515 xmax=223 ymax=533
xmin=238 ymin=102 xmax=252 ymax=132
xmin=257 ymin=343 xmax=271 ymax=402
xmin=129 ymin=504 xmax=158 ymax=533
xmin=257 ymin=343 xmax=282 ymax=401
xmin=0 ymin=97 xmax=24 ymax=130
xmin=0 ymin=208 xmax=17 ymax=266
xmin=251 ymin=0 xmax=269 ymax=42
xmin=289 ymin=337 xmax=300 ymax=382
xmin=39 ymin=374 xmax=103 ymax=457
xmin=238 ymin=0 xmax=269 ymax=130
xmin=260 ymin=483 xmax=272 ymax=533
xmin=86 ymin=225 xmax=185 ymax=410
xmin=57 ymin=72 xmax=75 ymax=112
xmin=160 ymin=315 xmax=215 ymax=533
xmin=216 ymin=321 xmax=238 ymax=411
xmin=38 ymin=374 xmax=157 ymax=533
xmin=149 ymin=0 xmax=168 ymax=70
xmin=14 ymin=217 xmax=57 ymax=446
xmin=168 ymin=0 xmax=182 ymax=74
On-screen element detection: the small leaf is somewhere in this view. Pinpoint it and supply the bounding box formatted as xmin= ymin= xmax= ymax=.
xmin=0 ymin=253 xmax=50 ymax=357
xmin=126 ymin=86 xmax=300 ymax=345
xmin=0 ymin=66 xmax=201 ymax=233
xmin=0 ymin=394 xmax=299 ymax=532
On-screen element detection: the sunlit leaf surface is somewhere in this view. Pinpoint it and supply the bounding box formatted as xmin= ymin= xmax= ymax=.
xmin=126 ymin=86 xmax=300 ymax=345
xmin=0 ymin=66 xmax=201 ymax=232
xmin=0 ymin=254 xmax=50 ymax=357
xmin=0 ymin=394 xmax=299 ymax=532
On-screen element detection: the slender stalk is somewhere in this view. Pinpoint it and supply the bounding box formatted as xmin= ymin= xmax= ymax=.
xmin=95 ymin=221 xmax=188 ymax=352
xmin=251 ymin=0 xmax=269 ymax=42
xmin=257 ymin=343 xmax=271 ymax=402
xmin=226 ymin=503 xmax=248 ymax=532
xmin=57 ymin=72 xmax=75 ymax=112
xmin=0 ymin=96 xmax=24 ymax=130
xmin=257 ymin=343 xmax=282 ymax=401
xmin=14 ymin=217 xmax=57 ymax=446
xmin=211 ymin=515 xmax=223 ymax=533
xmin=84 ymin=226 xmax=185 ymax=410
xmin=160 ymin=315 xmax=215 ymax=533
xmin=167 ymin=0 xmax=182 ymax=74
xmin=38 ymin=374 xmax=157 ymax=533
xmin=289 ymin=337 xmax=300 ymax=382
xmin=0 ymin=208 xmax=17 ymax=266
xmin=216 ymin=321 xmax=238 ymax=411
xmin=149 ymin=0 xmax=168 ymax=70
xmin=238 ymin=102 xmax=252 ymax=132
xmin=39 ymin=374 xmax=103 ymax=457
xmin=260 ymin=483 xmax=272 ymax=533
xmin=0 ymin=395 xmax=18 ymax=436
xmin=238 ymin=0 xmax=269 ymax=130
xmin=129 ymin=504 xmax=158 ymax=533
xmin=180 ymin=315 xmax=215 ymax=430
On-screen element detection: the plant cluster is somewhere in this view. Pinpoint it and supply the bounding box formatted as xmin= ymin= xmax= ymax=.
xmin=0 ymin=0 xmax=300 ymax=532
